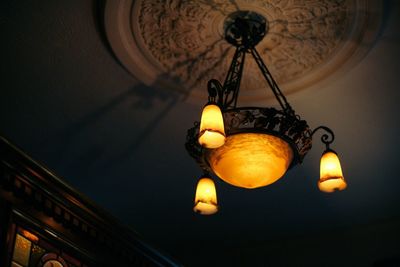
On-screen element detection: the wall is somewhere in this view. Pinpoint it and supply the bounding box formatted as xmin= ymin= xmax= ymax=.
xmin=173 ymin=218 xmax=400 ymax=267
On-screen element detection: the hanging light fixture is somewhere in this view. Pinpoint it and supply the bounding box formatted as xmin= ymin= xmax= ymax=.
xmin=314 ymin=127 xmax=347 ymax=193
xmin=193 ymin=174 xmax=218 ymax=215
xmin=198 ymin=90 xmax=226 ymax=149
xmin=185 ymin=11 xmax=347 ymax=214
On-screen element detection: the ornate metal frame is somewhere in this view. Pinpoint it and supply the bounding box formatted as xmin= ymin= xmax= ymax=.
xmin=186 ymin=107 xmax=313 ymax=173
xmin=185 ymin=11 xmax=334 ymax=176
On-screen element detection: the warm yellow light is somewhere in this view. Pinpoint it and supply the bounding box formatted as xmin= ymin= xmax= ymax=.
xmin=21 ymin=230 xmax=39 ymax=243
xmin=318 ymin=150 xmax=347 ymax=193
xmin=198 ymin=104 xmax=225 ymax=148
xmin=193 ymin=177 xmax=218 ymax=215
xmin=207 ymin=133 xmax=293 ymax=189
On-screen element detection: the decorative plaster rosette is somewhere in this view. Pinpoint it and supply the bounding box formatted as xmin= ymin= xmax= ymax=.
xmin=104 ymin=0 xmax=382 ymax=102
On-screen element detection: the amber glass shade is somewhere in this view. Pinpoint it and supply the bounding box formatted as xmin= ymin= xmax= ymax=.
xmin=207 ymin=133 xmax=293 ymax=189
xmin=193 ymin=177 xmax=218 ymax=215
xmin=198 ymin=104 xmax=226 ymax=148
xmin=318 ymin=150 xmax=347 ymax=193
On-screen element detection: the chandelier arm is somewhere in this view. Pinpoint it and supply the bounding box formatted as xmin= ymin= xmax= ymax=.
xmin=250 ymin=48 xmax=293 ymax=114
xmin=232 ymin=49 xmax=245 ymax=108
xmin=311 ymin=126 xmax=335 ymax=149
xmin=207 ymin=79 xmax=224 ymax=106
xmin=222 ymin=46 xmax=246 ymax=109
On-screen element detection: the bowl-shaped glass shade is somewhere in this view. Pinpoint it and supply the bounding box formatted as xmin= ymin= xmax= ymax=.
xmin=193 ymin=177 xmax=218 ymax=215
xmin=318 ymin=150 xmax=347 ymax=193
xmin=198 ymin=104 xmax=225 ymax=148
xmin=207 ymin=133 xmax=293 ymax=189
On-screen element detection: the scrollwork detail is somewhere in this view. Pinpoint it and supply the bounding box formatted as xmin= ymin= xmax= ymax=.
xmin=137 ymin=0 xmax=350 ymax=93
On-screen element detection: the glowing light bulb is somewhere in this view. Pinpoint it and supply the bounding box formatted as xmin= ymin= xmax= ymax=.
xmin=318 ymin=150 xmax=347 ymax=193
xmin=198 ymin=104 xmax=225 ymax=148
xmin=193 ymin=177 xmax=218 ymax=215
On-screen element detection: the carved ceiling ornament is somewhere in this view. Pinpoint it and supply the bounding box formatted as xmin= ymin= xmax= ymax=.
xmin=104 ymin=0 xmax=382 ymax=102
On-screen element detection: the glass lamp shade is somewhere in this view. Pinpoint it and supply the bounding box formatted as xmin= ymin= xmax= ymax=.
xmin=198 ymin=104 xmax=226 ymax=148
xmin=193 ymin=177 xmax=218 ymax=215
xmin=318 ymin=150 xmax=347 ymax=193
xmin=207 ymin=133 xmax=293 ymax=189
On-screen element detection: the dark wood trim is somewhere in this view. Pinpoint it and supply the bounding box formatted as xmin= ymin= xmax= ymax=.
xmin=0 ymin=199 xmax=12 ymax=266
xmin=0 ymin=135 xmax=181 ymax=266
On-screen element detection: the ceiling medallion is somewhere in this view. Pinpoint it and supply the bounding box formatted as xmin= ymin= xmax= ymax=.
xmin=187 ymin=10 xmax=347 ymax=215
xmin=104 ymin=0 xmax=382 ymax=102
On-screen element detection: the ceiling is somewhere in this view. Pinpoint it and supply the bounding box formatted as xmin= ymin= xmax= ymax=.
xmin=1 ymin=0 xmax=400 ymax=266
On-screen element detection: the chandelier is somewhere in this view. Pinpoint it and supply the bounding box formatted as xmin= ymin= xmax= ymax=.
xmin=185 ymin=11 xmax=347 ymax=215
